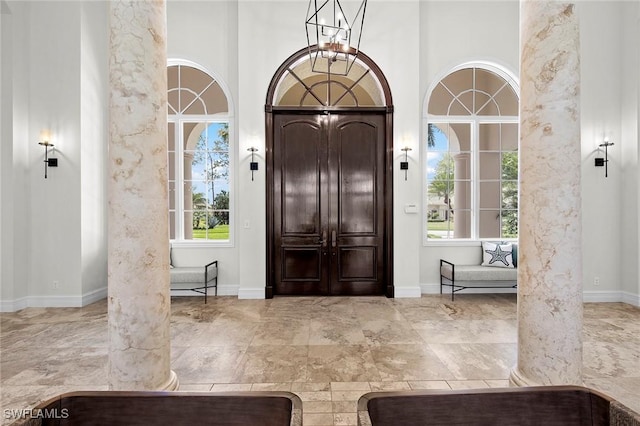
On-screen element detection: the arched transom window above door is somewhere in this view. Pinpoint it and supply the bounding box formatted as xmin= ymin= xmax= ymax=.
xmin=272 ymin=50 xmax=386 ymax=107
xmin=424 ymin=65 xmax=519 ymax=242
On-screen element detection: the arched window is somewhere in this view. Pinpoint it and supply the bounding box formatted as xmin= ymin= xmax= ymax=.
xmin=167 ymin=61 xmax=233 ymax=244
xmin=270 ymin=47 xmax=388 ymax=107
xmin=424 ymin=64 xmax=519 ymax=241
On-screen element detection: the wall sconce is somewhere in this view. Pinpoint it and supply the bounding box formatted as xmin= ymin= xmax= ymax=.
xmin=400 ymin=147 xmax=411 ymax=181
xmin=595 ymin=138 xmax=614 ymax=178
xmin=38 ymin=139 xmax=58 ymax=179
xmin=247 ymin=147 xmax=259 ymax=181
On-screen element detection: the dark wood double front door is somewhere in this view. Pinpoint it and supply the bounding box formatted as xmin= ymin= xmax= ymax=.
xmin=270 ymin=112 xmax=388 ymax=296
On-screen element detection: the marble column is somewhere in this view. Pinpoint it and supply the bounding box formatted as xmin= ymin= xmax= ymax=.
xmin=108 ymin=0 xmax=178 ymax=391
xmin=510 ymin=1 xmax=583 ymax=387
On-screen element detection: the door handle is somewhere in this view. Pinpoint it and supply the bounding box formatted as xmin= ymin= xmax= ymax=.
xmin=318 ymin=230 xmax=327 ymax=247
xmin=331 ymin=230 xmax=336 ymax=248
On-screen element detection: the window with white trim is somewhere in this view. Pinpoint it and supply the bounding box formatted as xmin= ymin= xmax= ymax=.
xmin=424 ymin=65 xmax=519 ymax=242
xmin=167 ymin=63 xmax=233 ymax=243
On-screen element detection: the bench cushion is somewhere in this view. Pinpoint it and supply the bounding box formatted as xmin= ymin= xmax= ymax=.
xmin=170 ymin=266 xmax=217 ymax=284
xmin=441 ymin=264 xmax=517 ymax=282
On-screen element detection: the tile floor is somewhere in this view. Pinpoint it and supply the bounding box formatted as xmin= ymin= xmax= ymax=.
xmin=1 ymin=294 xmax=639 ymax=425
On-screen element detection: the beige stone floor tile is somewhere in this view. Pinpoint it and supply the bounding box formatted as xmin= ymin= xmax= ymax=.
xmin=1 ymin=294 xmax=639 ymax=424
xmin=233 ymin=345 xmax=308 ymax=383
xmin=368 ymin=381 xmax=411 ymax=391
xmin=251 ymin=318 xmax=310 ymax=346
xmin=331 ymin=390 xmax=368 ymax=401
xmin=171 ymin=346 xmax=247 ymax=383
xmin=250 ymin=382 xmax=292 ymax=391
xmin=408 ymin=380 xmax=451 ymax=390
xmin=307 ymin=345 xmax=380 ymax=382
xmin=309 ymin=318 xmax=367 ymax=345
xmin=302 ymin=412 xmax=334 ymax=426
xmin=210 ymin=383 xmax=252 ymax=391
xmin=331 ymin=382 xmax=371 ymax=391
xmin=291 ymin=382 xmax=330 ymax=392
xmin=484 ymin=379 xmax=510 ymax=388
xmin=303 ymin=400 xmax=334 ymax=413
xmin=412 ymin=319 xmax=517 ymax=344
xmin=427 ymin=342 xmax=516 ymax=380
xmin=583 ymin=341 xmax=640 ymax=378
xmin=334 ymin=412 xmax=358 ymax=425
xmin=447 ymin=380 xmax=491 ymax=390
xmin=295 ymin=391 xmax=332 ymax=401
xmin=332 ymin=400 xmax=358 ymax=412
xmin=360 ymin=320 xmax=425 ymax=346
xmin=369 ymin=344 xmax=457 ymax=381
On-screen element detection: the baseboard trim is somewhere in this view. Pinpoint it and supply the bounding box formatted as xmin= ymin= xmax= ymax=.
xmin=420 ymin=283 xmax=440 ymax=294
xmin=4 ymin=286 xmax=637 ymax=310
xmin=394 ymin=286 xmax=422 ymax=298
xmin=583 ymin=290 xmax=626 ymax=303
xmin=237 ymin=287 xmax=266 ymax=299
xmin=420 ymin=283 xmax=517 ymax=295
xmin=82 ymin=287 xmax=108 ymax=305
xmin=621 ymin=291 xmax=640 ymax=307
xmin=421 ymin=284 xmax=639 ymax=305
xmin=0 ymin=296 xmax=29 ymax=312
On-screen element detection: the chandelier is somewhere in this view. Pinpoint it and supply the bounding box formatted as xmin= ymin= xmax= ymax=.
xmin=305 ymin=0 xmax=368 ymax=76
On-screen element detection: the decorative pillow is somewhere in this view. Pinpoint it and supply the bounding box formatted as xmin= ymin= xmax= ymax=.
xmin=481 ymin=241 xmax=515 ymax=268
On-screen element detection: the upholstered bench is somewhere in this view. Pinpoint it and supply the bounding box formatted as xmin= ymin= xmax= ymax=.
xmin=440 ymin=241 xmax=518 ymax=300
xmin=170 ymin=259 xmax=218 ymax=303
xmin=357 ymin=386 xmax=640 ymax=426
xmin=25 ymin=391 xmax=302 ymax=426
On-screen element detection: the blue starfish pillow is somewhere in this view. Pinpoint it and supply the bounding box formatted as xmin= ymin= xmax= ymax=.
xmin=481 ymin=241 xmax=515 ymax=268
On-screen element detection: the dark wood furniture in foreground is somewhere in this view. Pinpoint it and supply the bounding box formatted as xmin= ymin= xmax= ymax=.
xmin=22 ymin=391 xmax=302 ymax=426
xmin=357 ymin=386 xmax=640 ymax=426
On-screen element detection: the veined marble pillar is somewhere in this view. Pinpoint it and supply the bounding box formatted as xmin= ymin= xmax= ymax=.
xmin=108 ymin=0 xmax=178 ymax=391
xmin=510 ymin=1 xmax=583 ymax=387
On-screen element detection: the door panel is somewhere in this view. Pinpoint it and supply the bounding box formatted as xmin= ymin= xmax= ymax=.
xmin=330 ymin=114 xmax=385 ymax=295
xmin=274 ymin=115 xmax=329 ymax=295
xmin=273 ymin=112 xmax=385 ymax=296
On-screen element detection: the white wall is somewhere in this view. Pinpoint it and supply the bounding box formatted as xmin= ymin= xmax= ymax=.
xmin=80 ymin=1 xmax=108 ymax=300
xmin=27 ymin=1 xmax=83 ymax=305
xmin=1 ymin=0 xmax=638 ymax=310
xmin=0 ymin=0 xmax=12 ymax=306
xmin=0 ymin=1 xmax=108 ymax=311
xmin=372 ymin=1 xmax=422 ymax=296
xmin=579 ymin=2 xmax=626 ymax=302
xmin=620 ymin=1 xmax=640 ymax=304
xmin=1 ymin=1 xmax=31 ymax=311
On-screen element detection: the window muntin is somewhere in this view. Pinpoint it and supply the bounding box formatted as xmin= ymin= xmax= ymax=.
xmin=425 ymin=66 xmax=519 ymax=242
xmin=168 ymin=63 xmax=232 ymax=243
xmin=273 ymin=54 xmax=385 ymax=107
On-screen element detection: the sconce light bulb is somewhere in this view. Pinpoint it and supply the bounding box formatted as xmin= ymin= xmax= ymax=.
xmin=604 ymin=137 xmax=609 ymax=144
